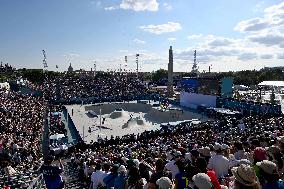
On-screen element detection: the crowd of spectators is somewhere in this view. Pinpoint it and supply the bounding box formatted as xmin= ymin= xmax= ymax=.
xmin=49 ymin=105 xmax=66 ymax=136
xmin=1 ymin=71 xmax=284 ymax=189
xmin=0 ymin=88 xmax=44 ymax=187
xmin=46 ymin=73 xmax=151 ymax=103
xmin=68 ymin=114 xmax=284 ymax=189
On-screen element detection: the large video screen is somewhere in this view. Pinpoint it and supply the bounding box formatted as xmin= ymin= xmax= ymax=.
xmin=197 ymin=78 xmax=220 ymax=95
xmin=181 ymin=77 xmax=220 ymax=95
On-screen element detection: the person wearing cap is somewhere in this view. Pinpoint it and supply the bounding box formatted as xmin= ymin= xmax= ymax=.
xmin=231 ymin=164 xmax=261 ymax=189
xmin=257 ymin=160 xmax=284 ymax=189
xmin=207 ymin=143 xmax=229 ymax=179
xmin=165 ymin=151 xmax=181 ymax=180
xmin=114 ymin=165 xmax=127 ymax=189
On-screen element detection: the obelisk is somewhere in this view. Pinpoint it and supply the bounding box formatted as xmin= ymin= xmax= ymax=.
xmin=167 ymin=46 xmax=174 ymax=98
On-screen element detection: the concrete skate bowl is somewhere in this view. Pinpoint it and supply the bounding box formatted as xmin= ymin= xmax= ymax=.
xmin=109 ymin=110 xmax=130 ymax=119
xmin=85 ymin=102 xmax=200 ymax=124
xmin=144 ymin=108 xmax=200 ymax=124
xmin=122 ymin=117 xmax=146 ymax=129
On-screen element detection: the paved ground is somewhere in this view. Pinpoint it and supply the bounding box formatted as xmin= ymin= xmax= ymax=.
xmin=65 ymin=101 xmax=208 ymax=144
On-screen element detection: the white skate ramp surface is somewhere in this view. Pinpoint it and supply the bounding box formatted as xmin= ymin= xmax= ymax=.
xmin=66 ymin=101 xmax=207 ymax=143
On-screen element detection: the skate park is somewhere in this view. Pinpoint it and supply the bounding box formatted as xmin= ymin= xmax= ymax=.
xmin=64 ymin=101 xmax=207 ymax=144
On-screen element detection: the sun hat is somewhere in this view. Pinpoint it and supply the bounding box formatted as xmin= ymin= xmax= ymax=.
xmin=231 ymin=164 xmax=258 ymax=186
xmin=213 ymin=143 xmax=222 ymax=151
xmin=221 ymin=144 xmax=229 ymax=150
xmin=156 ymin=177 xmax=173 ymax=189
xmin=256 ymin=160 xmax=278 ymax=175
xmin=118 ymin=165 xmax=126 ymax=173
xmin=192 ymin=173 xmax=213 ymax=189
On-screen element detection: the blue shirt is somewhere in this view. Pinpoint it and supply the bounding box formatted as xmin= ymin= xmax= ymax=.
xmin=114 ymin=173 xmax=126 ymax=189
xmin=40 ymin=165 xmax=63 ymax=189
xmin=103 ymin=173 xmax=118 ymax=189
xmin=262 ymin=180 xmax=284 ymax=189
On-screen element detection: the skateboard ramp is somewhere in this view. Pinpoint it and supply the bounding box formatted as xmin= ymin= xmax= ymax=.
xmin=122 ymin=117 xmax=146 ymax=129
xmin=109 ymin=110 xmax=130 ymax=119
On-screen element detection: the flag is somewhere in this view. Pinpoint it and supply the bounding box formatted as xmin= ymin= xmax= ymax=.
xmin=56 ymin=65 xmax=58 ymax=69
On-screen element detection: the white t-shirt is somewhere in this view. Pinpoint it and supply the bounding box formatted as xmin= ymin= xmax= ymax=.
xmin=165 ymin=160 xmax=179 ymax=180
xmin=91 ymin=170 xmax=105 ymax=189
xmin=207 ymin=154 xmax=229 ymax=179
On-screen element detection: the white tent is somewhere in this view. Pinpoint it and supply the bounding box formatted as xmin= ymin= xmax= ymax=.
xmin=0 ymin=82 xmax=10 ymax=90
xmin=49 ymin=134 xmax=65 ymax=140
xmin=258 ymin=81 xmax=284 ymax=87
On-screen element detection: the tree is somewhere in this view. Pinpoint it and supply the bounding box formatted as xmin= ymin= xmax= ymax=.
xmin=152 ymin=69 xmax=168 ymax=82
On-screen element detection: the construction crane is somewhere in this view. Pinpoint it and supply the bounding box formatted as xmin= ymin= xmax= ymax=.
xmin=42 ymin=50 xmax=48 ymax=70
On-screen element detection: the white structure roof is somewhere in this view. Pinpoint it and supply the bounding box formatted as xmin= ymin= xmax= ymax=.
xmin=258 ymin=81 xmax=284 ymax=87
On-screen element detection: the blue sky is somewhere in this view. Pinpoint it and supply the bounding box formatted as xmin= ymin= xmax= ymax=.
xmin=0 ymin=0 xmax=284 ymax=72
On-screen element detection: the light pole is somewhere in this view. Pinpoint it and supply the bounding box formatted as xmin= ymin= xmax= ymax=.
xmin=136 ymin=54 xmax=139 ymax=79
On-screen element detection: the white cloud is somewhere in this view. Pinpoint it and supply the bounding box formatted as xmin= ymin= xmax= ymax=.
xmin=104 ymin=6 xmax=118 ymax=11
xmin=248 ymin=30 xmax=284 ymax=47
xmin=133 ymin=38 xmax=146 ymax=44
xmin=175 ymin=33 xmax=282 ymax=66
xmin=207 ymin=37 xmax=234 ymax=47
xmin=260 ymin=54 xmax=274 ymax=59
xmin=91 ymin=0 xmax=102 ymax=7
xmin=104 ymin=0 xmax=159 ymax=12
xmin=63 ymin=53 xmax=80 ymax=59
xmin=118 ymin=50 xmax=129 ymax=53
xmin=235 ymin=2 xmax=284 ymax=32
xmin=140 ymin=22 xmax=182 ymax=34
xmin=168 ymin=37 xmax=176 ymax=42
xmin=234 ymin=18 xmax=269 ymax=32
xmin=120 ymin=0 xmax=159 ymax=11
xmin=163 ymin=3 xmax=172 ymax=10
xmin=187 ymin=34 xmax=203 ymax=39
xmin=277 ymin=53 xmax=284 ymax=59
xmin=265 ymin=4 xmax=284 ymax=27
xmin=238 ymin=52 xmax=258 ymax=60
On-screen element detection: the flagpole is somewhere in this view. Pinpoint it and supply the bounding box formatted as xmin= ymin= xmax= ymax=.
xmin=83 ymin=125 xmax=85 ymax=143
xmin=99 ymin=108 xmax=102 ymax=132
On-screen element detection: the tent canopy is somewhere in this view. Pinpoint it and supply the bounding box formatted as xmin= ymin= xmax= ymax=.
xmin=49 ymin=134 xmax=65 ymax=140
xmin=258 ymin=81 xmax=284 ymax=87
